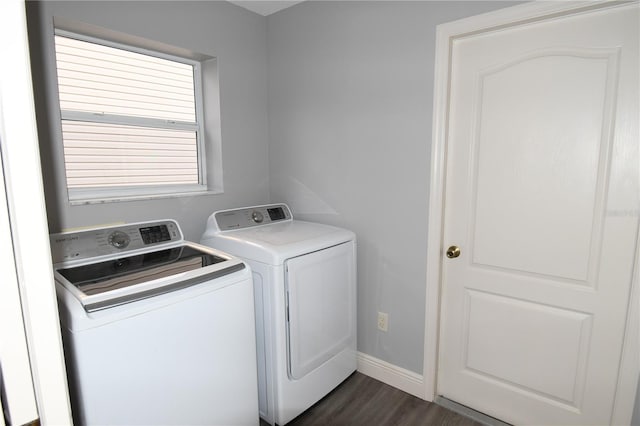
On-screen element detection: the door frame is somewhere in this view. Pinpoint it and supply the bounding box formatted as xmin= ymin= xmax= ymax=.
xmin=0 ymin=1 xmax=72 ymax=423
xmin=422 ymin=1 xmax=639 ymax=424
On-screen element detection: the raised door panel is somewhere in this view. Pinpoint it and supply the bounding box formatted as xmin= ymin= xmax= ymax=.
xmin=472 ymin=49 xmax=618 ymax=283
xmin=464 ymin=290 xmax=592 ymax=406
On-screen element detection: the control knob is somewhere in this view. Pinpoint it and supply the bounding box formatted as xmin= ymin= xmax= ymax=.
xmin=251 ymin=211 xmax=264 ymax=223
xmin=108 ymin=231 xmax=130 ymax=249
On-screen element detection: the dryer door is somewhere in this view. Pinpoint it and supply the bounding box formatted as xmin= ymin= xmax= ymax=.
xmin=285 ymin=241 xmax=356 ymax=380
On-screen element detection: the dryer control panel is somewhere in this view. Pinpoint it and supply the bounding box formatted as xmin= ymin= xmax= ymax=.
xmin=214 ymin=204 xmax=292 ymax=231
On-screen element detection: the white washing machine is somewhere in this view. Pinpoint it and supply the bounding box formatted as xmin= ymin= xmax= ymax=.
xmin=200 ymin=204 xmax=357 ymax=425
xmin=51 ymin=220 xmax=259 ymax=425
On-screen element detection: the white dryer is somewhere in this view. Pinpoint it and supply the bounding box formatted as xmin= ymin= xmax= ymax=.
xmin=201 ymin=204 xmax=357 ymax=425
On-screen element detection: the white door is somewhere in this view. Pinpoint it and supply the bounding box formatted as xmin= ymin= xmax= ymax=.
xmin=438 ymin=3 xmax=639 ymax=425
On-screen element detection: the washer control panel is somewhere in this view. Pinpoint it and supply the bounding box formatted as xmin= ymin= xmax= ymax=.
xmin=215 ymin=204 xmax=292 ymax=231
xmin=50 ymin=220 xmax=182 ymax=263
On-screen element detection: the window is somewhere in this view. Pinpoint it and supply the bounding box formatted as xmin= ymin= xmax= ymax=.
xmin=53 ymin=31 xmax=209 ymax=202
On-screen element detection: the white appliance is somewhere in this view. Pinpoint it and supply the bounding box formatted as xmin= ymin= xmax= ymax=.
xmin=200 ymin=204 xmax=357 ymax=425
xmin=51 ymin=220 xmax=259 ymax=426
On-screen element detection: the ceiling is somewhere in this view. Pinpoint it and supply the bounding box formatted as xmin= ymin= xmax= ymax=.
xmin=228 ymin=1 xmax=306 ymax=16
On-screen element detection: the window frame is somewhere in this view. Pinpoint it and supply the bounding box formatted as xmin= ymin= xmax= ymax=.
xmin=54 ymin=29 xmax=209 ymax=203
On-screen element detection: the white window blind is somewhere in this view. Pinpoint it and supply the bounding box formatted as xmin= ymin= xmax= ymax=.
xmin=54 ymin=32 xmax=205 ymax=197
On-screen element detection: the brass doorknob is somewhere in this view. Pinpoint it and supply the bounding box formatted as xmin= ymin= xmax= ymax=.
xmin=446 ymin=246 xmax=461 ymax=259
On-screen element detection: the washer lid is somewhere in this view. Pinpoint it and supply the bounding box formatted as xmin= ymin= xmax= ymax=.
xmin=201 ymin=220 xmax=355 ymax=265
xmin=57 ymin=245 xmax=224 ymax=294
xmin=55 ymin=243 xmax=245 ymax=312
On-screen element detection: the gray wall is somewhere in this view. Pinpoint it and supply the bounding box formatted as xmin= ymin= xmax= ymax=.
xmin=27 ymin=1 xmax=270 ymax=242
xmin=267 ymin=1 xmax=522 ymax=374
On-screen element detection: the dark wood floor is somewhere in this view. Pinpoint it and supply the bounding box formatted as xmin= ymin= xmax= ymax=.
xmin=260 ymin=372 xmax=482 ymax=426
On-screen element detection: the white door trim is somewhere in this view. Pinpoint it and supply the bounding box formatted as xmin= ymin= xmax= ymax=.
xmin=423 ymin=1 xmax=639 ymax=424
xmin=0 ymin=1 xmax=72 ymax=423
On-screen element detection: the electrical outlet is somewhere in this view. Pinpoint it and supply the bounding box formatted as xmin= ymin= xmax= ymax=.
xmin=377 ymin=312 xmax=388 ymax=332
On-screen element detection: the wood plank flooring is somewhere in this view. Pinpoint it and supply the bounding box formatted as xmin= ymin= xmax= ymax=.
xmin=261 ymin=372 xmax=482 ymax=426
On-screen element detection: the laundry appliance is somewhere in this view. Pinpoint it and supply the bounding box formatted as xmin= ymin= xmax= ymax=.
xmin=51 ymin=220 xmax=259 ymax=425
xmin=200 ymin=204 xmax=357 ymax=425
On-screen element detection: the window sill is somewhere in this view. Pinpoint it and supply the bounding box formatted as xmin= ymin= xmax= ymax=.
xmin=68 ymin=189 xmax=223 ymax=206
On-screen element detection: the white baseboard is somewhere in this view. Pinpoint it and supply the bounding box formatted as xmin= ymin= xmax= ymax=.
xmin=356 ymin=352 xmax=425 ymax=399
